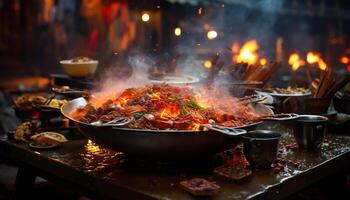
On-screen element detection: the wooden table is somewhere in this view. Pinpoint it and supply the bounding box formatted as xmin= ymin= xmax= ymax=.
xmin=1 ymin=127 xmax=350 ymax=200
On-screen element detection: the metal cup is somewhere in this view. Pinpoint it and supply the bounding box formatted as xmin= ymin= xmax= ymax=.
xmin=242 ymin=130 xmax=281 ymax=168
xmin=293 ymin=115 xmax=328 ymax=149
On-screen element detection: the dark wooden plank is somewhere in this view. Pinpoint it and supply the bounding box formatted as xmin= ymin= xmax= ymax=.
xmin=1 ymin=132 xmax=350 ymax=200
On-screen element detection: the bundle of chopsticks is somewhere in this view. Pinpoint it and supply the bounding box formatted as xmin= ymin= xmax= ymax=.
xmin=312 ymin=70 xmax=350 ymax=98
xmin=227 ymin=62 xmax=281 ymax=83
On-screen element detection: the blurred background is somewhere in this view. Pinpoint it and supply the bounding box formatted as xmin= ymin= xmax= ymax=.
xmin=0 ymin=0 xmax=350 ymax=80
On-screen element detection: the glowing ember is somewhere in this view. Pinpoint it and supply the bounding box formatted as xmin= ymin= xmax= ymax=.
xmin=288 ymin=53 xmax=305 ymax=71
xmin=198 ymin=7 xmax=202 ymax=15
xmin=235 ymin=40 xmax=259 ymax=65
xmin=231 ymin=42 xmax=239 ymax=54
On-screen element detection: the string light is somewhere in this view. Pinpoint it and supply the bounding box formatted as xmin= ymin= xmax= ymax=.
xmin=174 ymin=27 xmax=181 ymax=36
xmin=207 ymin=30 xmax=218 ymax=40
xmin=141 ymin=13 xmax=150 ymax=22
xmin=203 ymin=60 xmax=212 ymax=69
xmin=259 ymin=58 xmax=267 ymax=66
xmin=341 ymin=56 xmax=349 ymax=64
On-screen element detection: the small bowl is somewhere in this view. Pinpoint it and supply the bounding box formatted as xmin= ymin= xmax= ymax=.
xmin=293 ymin=115 xmax=328 ymax=149
xmin=242 ymin=130 xmax=281 ymax=168
xmin=60 ymin=59 xmax=98 ymax=78
xmin=304 ymin=97 xmax=331 ymax=114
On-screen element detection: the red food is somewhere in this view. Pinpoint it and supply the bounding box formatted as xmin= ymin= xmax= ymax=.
xmin=73 ymin=84 xmax=261 ymax=130
xmin=179 ymin=178 xmax=220 ymax=196
xmin=214 ymin=165 xmax=252 ymax=181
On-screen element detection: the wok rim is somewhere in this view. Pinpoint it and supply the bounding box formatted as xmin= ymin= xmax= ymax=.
xmin=61 ymin=97 xmax=264 ymax=134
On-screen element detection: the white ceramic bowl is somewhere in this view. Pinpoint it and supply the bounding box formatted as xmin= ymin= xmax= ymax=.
xmin=60 ymin=60 xmax=98 ymax=78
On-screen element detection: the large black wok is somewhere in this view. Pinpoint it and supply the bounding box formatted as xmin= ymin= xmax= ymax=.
xmin=62 ymin=97 xmax=274 ymax=160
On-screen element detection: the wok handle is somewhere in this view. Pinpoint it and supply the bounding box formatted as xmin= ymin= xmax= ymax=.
xmin=260 ymin=113 xmax=299 ymax=121
xmin=202 ymin=124 xmax=247 ymax=137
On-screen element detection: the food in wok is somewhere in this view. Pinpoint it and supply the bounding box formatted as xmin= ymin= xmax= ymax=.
xmin=72 ymin=84 xmax=264 ymax=130
xmin=260 ymin=87 xmax=311 ymax=95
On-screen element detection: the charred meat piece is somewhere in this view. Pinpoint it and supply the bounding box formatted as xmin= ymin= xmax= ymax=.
xmin=179 ymin=178 xmax=220 ymax=196
xmin=214 ymin=165 xmax=252 ymax=181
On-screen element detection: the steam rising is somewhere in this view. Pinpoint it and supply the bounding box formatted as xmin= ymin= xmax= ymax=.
xmin=90 ymin=54 xmax=154 ymax=106
xmin=89 ymin=0 xmax=285 ymax=105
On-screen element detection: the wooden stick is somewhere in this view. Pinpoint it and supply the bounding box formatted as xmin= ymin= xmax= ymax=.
xmin=306 ymin=68 xmax=312 ymax=84
xmin=318 ymin=70 xmax=333 ymax=98
xmin=264 ymin=62 xmax=281 ymax=83
xmin=315 ymin=72 xmax=326 ymax=97
xmin=326 ymin=76 xmax=350 ymax=97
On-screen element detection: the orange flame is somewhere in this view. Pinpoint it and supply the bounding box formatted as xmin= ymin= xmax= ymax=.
xmin=318 ymin=60 xmax=327 ymax=71
xmin=119 ymin=97 xmax=129 ymax=106
xmin=235 ymin=40 xmax=259 ymax=65
xmin=160 ymin=105 xmax=180 ymax=120
xmin=198 ymin=7 xmax=202 ymax=15
xmin=288 ymin=53 xmax=305 ymax=71
xmin=152 ymin=92 xmax=161 ymax=101
xmin=306 ymin=51 xmax=327 ymax=71
xmin=191 ymin=123 xmax=201 ymax=131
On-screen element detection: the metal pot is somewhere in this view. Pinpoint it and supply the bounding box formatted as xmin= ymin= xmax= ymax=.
xmin=242 ymin=130 xmax=281 ymax=168
xmin=293 ymin=115 xmax=328 ymax=149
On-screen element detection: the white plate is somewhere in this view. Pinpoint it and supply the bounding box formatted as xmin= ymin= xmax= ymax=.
xmin=256 ymin=90 xmax=312 ymax=97
xmin=150 ymin=75 xmax=200 ymax=85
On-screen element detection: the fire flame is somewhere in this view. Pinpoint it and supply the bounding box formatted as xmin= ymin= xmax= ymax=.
xmin=306 ymin=51 xmax=327 ymax=71
xmin=288 ymin=53 xmax=305 ymax=71
xmin=235 ymin=40 xmax=259 ymax=65
xmin=160 ymin=105 xmax=180 ymax=120
xmin=191 ymin=123 xmax=201 ymax=131
xmin=152 ymin=92 xmax=161 ymax=101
